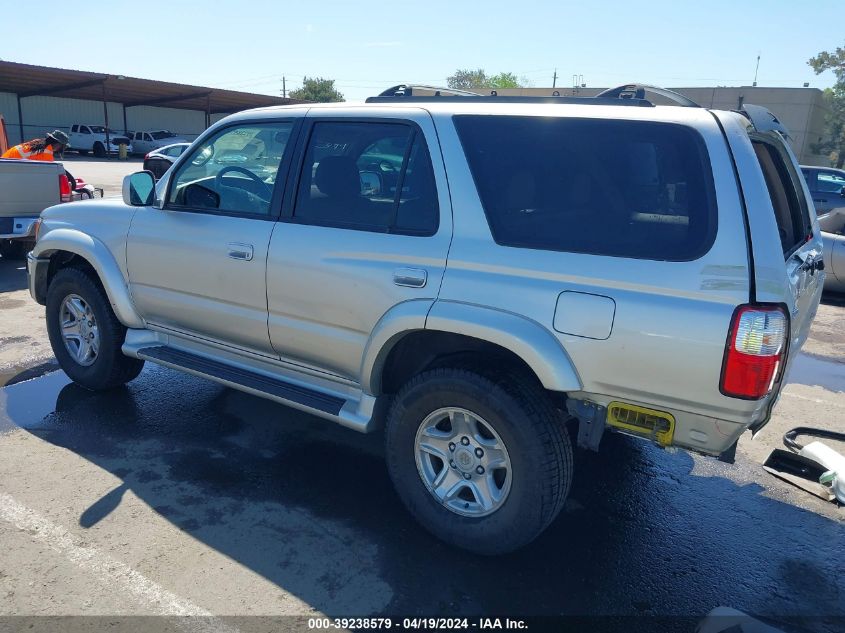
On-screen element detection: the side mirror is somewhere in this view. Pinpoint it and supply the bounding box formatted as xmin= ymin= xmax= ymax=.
xmin=122 ymin=171 xmax=156 ymax=206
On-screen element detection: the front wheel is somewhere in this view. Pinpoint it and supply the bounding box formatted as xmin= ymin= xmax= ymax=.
xmin=46 ymin=267 xmax=144 ymax=390
xmin=385 ymin=368 xmax=572 ymax=555
xmin=92 ymin=142 xmax=106 ymax=158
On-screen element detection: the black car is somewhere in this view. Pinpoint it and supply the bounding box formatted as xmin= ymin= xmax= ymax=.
xmin=143 ymin=143 xmax=191 ymax=180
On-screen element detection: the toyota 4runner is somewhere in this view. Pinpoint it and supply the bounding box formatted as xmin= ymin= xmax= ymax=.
xmin=27 ymin=85 xmax=824 ymax=554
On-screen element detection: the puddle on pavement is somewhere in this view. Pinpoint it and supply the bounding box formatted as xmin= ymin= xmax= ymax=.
xmin=785 ymin=353 xmax=845 ymax=393
xmin=0 ymin=370 xmax=70 ymax=433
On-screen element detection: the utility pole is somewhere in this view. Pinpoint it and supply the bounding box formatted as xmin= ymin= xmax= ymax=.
xmin=282 ymin=76 xmax=286 ymax=99
xmin=552 ymin=69 xmax=557 ymax=89
xmin=753 ymin=54 xmax=760 ymax=87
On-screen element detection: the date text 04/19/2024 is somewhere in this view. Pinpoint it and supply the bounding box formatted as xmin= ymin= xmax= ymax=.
xmin=306 ymin=618 xmax=529 ymax=630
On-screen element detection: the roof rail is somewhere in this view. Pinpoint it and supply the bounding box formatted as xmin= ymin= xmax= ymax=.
xmin=365 ymin=83 xmax=653 ymax=107
xmin=595 ymin=84 xmax=701 ymax=107
xmin=374 ymin=84 xmax=484 ymax=98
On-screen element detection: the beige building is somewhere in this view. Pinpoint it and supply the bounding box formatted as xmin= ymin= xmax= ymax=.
xmin=491 ymin=86 xmax=831 ymax=166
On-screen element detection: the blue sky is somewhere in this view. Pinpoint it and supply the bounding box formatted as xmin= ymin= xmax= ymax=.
xmin=1 ymin=0 xmax=842 ymax=101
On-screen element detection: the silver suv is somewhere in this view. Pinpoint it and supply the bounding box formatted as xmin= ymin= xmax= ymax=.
xmin=27 ymin=85 xmax=824 ymax=554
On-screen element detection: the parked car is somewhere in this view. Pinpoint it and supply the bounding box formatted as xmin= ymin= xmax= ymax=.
xmin=801 ymin=165 xmax=845 ymax=234
xmin=68 ymin=124 xmax=133 ymax=157
xmin=27 ymin=85 xmax=823 ymax=554
xmin=130 ymin=130 xmax=188 ymax=155
xmin=142 ymin=142 xmax=191 ymax=180
xmin=821 ymin=231 xmax=845 ymax=292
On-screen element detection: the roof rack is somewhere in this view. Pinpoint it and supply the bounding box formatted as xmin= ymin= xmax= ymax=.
xmin=595 ymin=84 xmax=701 ymax=107
xmin=365 ymin=83 xmax=653 ymax=107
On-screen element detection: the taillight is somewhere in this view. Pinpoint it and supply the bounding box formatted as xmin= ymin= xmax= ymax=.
xmin=720 ymin=305 xmax=788 ymax=399
xmin=33 ymin=218 xmax=42 ymax=241
xmin=58 ymin=173 xmax=72 ymax=201
xmin=144 ymin=153 xmax=150 ymax=159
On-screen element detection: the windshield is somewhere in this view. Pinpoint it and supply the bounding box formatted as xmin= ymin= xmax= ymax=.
xmin=88 ymin=126 xmax=111 ymax=134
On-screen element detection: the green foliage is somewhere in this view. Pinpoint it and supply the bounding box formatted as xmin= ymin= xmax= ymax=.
xmin=289 ymin=77 xmax=344 ymax=103
xmin=489 ymin=72 xmax=521 ymax=89
xmin=447 ymin=69 xmax=525 ymax=91
xmin=808 ymin=47 xmax=845 ymax=167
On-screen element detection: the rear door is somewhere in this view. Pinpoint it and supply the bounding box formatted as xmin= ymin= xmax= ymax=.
xmin=716 ymin=107 xmax=823 ymax=364
xmin=265 ymin=108 xmax=450 ymax=381
xmin=750 ymin=132 xmax=822 ymax=359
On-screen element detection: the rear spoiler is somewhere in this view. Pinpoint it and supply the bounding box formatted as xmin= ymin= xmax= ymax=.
xmin=736 ymin=104 xmax=791 ymax=139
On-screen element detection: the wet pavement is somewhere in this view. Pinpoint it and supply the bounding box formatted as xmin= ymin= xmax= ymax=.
xmin=0 ymin=361 xmax=843 ymax=631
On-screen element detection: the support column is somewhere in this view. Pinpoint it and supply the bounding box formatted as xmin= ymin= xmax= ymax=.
xmin=16 ymin=95 xmax=24 ymax=144
xmin=102 ymin=83 xmax=110 ymax=158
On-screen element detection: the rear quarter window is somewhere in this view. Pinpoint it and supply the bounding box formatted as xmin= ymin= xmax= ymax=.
xmin=453 ymin=115 xmax=717 ymax=261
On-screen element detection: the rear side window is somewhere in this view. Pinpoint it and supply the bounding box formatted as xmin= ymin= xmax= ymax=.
xmin=454 ymin=115 xmax=717 ymax=261
xmin=292 ymin=121 xmax=439 ymax=236
xmin=752 ymin=140 xmax=812 ymax=257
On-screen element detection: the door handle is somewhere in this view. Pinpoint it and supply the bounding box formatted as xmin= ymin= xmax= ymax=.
xmin=227 ymin=242 xmax=254 ymax=261
xmin=393 ymin=267 xmax=427 ymax=288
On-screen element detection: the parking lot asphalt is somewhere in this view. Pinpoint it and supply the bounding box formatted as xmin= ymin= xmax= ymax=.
xmin=0 ymin=361 xmax=843 ymax=630
xmin=0 ymin=158 xmax=844 ymax=630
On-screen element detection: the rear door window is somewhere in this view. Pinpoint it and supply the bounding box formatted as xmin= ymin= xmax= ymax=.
xmin=752 ymin=139 xmax=813 ymax=257
xmin=453 ymin=115 xmax=717 ymax=261
xmin=292 ymin=121 xmax=439 ymax=236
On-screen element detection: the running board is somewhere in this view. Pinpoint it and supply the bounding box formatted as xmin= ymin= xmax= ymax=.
xmin=136 ymin=345 xmax=345 ymax=416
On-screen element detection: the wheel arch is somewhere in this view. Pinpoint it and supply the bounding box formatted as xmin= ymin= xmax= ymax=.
xmin=363 ymin=300 xmax=582 ymax=396
xmin=34 ymin=229 xmax=144 ymax=328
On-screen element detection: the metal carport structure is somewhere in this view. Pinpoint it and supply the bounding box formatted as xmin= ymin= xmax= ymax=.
xmin=0 ymin=61 xmax=303 ymax=145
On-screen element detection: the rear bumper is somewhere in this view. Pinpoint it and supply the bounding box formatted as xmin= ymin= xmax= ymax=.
xmin=0 ymin=216 xmax=38 ymax=240
xmin=27 ymin=251 xmax=50 ymax=305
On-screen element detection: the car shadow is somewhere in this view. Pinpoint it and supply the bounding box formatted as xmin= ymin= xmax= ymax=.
xmin=2 ymin=366 xmax=844 ymax=629
xmin=0 ymin=256 xmax=28 ymax=292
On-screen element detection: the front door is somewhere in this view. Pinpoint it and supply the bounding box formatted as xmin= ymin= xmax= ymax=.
xmin=127 ymin=119 xmax=299 ymax=356
xmin=266 ymin=111 xmax=451 ymax=381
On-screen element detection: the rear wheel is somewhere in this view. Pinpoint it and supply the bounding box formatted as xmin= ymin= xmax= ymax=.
xmin=92 ymin=142 xmax=106 ymax=158
xmin=385 ymin=368 xmax=572 ymax=555
xmin=46 ymin=267 xmax=144 ymax=390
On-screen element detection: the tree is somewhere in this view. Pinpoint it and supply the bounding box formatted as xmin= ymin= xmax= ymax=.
xmin=447 ymin=69 xmax=490 ymax=90
xmin=446 ymin=69 xmax=525 ymax=91
xmin=289 ymin=77 xmax=344 ymax=103
xmin=489 ymin=72 xmax=520 ymax=89
xmin=809 ymin=47 xmax=845 ymax=167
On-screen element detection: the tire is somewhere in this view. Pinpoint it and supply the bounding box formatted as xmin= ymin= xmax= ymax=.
xmin=46 ymin=267 xmax=144 ymax=390
xmin=92 ymin=142 xmax=106 ymax=158
xmin=385 ymin=367 xmax=573 ymax=555
xmin=0 ymin=239 xmax=24 ymax=260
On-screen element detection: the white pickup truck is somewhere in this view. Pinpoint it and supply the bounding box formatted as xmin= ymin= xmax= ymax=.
xmin=68 ymin=124 xmax=133 ymax=157
xmin=0 ymin=159 xmax=71 ymax=258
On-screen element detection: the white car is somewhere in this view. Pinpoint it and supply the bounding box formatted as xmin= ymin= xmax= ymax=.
xmin=130 ymin=130 xmax=188 ymax=155
xmin=68 ymin=125 xmax=133 ymax=157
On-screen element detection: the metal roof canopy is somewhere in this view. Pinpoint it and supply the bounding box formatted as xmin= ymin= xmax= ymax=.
xmin=0 ymin=60 xmax=302 ymax=140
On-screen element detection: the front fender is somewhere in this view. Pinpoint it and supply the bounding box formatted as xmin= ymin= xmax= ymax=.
xmin=33 ymin=228 xmax=144 ymax=329
xmin=425 ymin=301 xmax=582 ymax=392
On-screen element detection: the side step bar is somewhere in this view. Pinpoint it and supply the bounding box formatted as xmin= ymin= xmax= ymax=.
xmin=136 ymin=345 xmax=346 ymax=415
